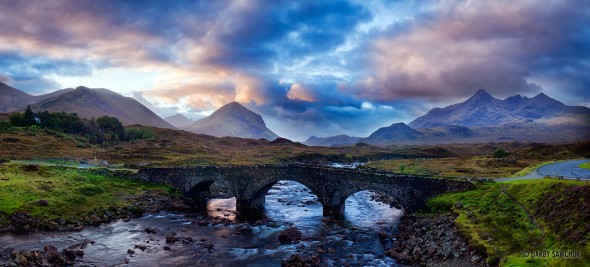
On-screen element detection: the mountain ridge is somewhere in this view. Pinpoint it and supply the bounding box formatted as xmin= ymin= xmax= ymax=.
xmin=185 ymin=102 xmax=279 ymax=140
xmin=409 ymin=89 xmax=590 ymax=128
xmin=30 ymin=86 xmax=175 ymax=129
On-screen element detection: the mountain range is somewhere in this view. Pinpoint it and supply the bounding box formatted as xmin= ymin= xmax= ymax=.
xmin=1 ymin=82 xmax=588 ymax=145
xmin=310 ymin=89 xmax=590 ymax=146
xmin=303 ymin=134 xmax=362 ymax=146
xmin=184 ymin=102 xmax=279 ymax=140
xmin=409 ymin=89 xmax=590 ymax=128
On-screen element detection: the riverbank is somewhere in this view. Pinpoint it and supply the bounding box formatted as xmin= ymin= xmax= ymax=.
xmin=0 ymin=163 xmax=188 ymax=232
xmin=384 ymin=213 xmax=486 ymax=267
xmin=427 ymin=178 xmax=590 ymax=266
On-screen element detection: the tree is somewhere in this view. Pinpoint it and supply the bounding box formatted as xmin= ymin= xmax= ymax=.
xmin=9 ymin=113 xmax=24 ymax=126
xmin=96 ymin=116 xmax=124 ymax=142
xmin=22 ymin=105 xmax=36 ymax=126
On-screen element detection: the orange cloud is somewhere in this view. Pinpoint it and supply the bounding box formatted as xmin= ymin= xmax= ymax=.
xmin=287 ymin=83 xmax=317 ymax=102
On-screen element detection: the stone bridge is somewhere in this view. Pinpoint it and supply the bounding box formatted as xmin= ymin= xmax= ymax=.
xmin=137 ymin=164 xmax=474 ymax=218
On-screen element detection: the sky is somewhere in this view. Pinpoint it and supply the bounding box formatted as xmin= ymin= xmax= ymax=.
xmin=1 ymin=0 xmax=589 ymax=141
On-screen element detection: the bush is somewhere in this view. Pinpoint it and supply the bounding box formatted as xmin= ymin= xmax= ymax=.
xmin=493 ymin=148 xmax=510 ymax=158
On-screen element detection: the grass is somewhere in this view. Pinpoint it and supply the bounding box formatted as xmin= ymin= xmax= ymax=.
xmin=580 ymin=162 xmax=590 ymax=170
xmin=0 ymin=163 xmax=169 ymax=223
xmin=428 ymin=179 xmax=590 ymax=266
xmin=365 ymin=157 xmax=533 ymax=177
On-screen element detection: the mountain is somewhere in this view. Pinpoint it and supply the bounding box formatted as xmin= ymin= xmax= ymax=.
xmin=303 ymin=134 xmax=362 ymax=147
xmin=30 ymin=86 xmax=175 ymax=129
xmin=0 ymin=82 xmax=73 ymax=113
xmin=164 ymin=114 xmax=194 ymax=129
xmin=359 ymin=123 xmax=424 ymax=145
xmin=409 ymin=89 xmax=590 ymax=128
xmin=185 ymin=102 xmax=279 ymax=140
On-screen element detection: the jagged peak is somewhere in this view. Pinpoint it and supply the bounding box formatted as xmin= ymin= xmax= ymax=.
xmin=467 ymin=89 xmax=495 ymax=101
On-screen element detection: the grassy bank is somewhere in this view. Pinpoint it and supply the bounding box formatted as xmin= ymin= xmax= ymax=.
xmin=428 ymin=179 xmax=590 ymax=266
xmin=580 ymin=162 xmax=590 ymax=170
xmin=0 ymin=163 xmax=170 ymax=227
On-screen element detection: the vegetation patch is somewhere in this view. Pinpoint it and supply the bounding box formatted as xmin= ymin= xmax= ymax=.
xmin=579 ymin=162 xmax=590 ymax=170
xmin=0 ymin=163 xmax=169 ymax=224
xmin=428 ymin=179 xmax=590 ymax=266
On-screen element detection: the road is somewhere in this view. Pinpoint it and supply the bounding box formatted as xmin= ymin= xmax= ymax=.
xmin=497 ymin=159 xmax=590 ymax=182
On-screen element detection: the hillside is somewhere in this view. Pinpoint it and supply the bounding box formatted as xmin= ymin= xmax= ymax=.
xmin=164 ymin=114 xmax=194 ymax=128
xmin=186 ymin=102 xmax=279 ymax=140
xmin=30 ymin=86 xmax=174 ymax=129
xmin=303 ymin=134 xmax=362 ymax=147
xmin=0 ymin=82 xmax=73 ymax=113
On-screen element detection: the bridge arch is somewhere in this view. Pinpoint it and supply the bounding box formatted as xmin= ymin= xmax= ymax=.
xmin=326 ymin=184 xmax=415 ymax=218
xmin=236 ymin=175 xmax=325 ymax=217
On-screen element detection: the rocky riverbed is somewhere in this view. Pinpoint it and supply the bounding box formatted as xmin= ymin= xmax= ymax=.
xmin=384 ymin=213 xmax=487 ymax=267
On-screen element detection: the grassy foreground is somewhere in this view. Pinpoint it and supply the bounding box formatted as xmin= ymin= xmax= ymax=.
xmin=0 ymin=163 xmax=169 ymax=227
xmin=428 ymin=179 xmax=590 ymax=266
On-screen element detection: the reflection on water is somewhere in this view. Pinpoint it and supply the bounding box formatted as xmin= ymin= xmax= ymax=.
xmin=344 ymin=190 xmax=403 ymax=230
xmin=1 ymin=180 xmax=402 ymax=266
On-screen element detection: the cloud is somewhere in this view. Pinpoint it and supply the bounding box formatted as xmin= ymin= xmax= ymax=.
xmin=350 ymin=0 xmax=590 ymax=102
xmin=0 ymin=0 xmax=588 ymax=140
xmin=0 ymin=52 xmax=92 ymax=93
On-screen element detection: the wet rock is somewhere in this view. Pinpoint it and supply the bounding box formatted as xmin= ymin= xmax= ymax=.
xmin=44 ymin=245 xmax=62 ymax=264
xmin=145 ymin=227 xmax=157 ymax=234
xmin=135 ymin=244 xmax=148 ymax=251
xmin=63 ymin=249 xmax=76 ymax=261
xmin=165 ymin=235 xmax=177 ymax=244
xmin=281 ymin=253 xmax=321 ymax=267
xmin=385 ymin=214 xmax=485 ymax=266
xmin=127 ymin=249 xmax=135 ymax=254
xmin=163 ymin=246 xmax=171 ymax=251
xmin=278 ymin=227 xmax=302 ymax=244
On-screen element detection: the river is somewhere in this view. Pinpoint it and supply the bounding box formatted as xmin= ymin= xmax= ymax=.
xmin=0 ymin=181 xmax=403 ymax=266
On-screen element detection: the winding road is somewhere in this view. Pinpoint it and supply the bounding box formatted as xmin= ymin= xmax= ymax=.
xmin=497 ymin=159 xmax=590 ymax=181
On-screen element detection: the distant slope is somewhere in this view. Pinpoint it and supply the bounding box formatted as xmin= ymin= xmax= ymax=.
xmin=30 ymin=86 xmax=175 ymax=129
xmin=303 ymin=134 xmax=362 ymax=147
xmin=359 ymin=123 xmax=424 ymax=145
xmin=186 ymin=102 xmax=279 ymax=140
xmin=0 ymin=82 xmax=74 ymax=113
xmin=409 ymin=89 xmax=590 ymax=128
xmin=164 ymin=114 xmax=194 ymax=129
xmin=0 ymin=82 xmax=36 ymax=113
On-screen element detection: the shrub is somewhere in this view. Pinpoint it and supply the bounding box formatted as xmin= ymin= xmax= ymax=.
xmin=493 ymin=148 xmax=510 ymax=158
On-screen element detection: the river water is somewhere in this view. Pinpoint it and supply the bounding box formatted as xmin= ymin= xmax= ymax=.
xmin=0 ymin=181 xmax=403 ymax=266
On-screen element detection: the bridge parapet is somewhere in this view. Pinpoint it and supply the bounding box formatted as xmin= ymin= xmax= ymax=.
xmin=137 ymin=164 xmax=474 ymax=218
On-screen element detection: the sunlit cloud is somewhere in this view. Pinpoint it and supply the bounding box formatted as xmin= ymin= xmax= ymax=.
xmin=0 ymin=0 xmax=588 ymax=140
